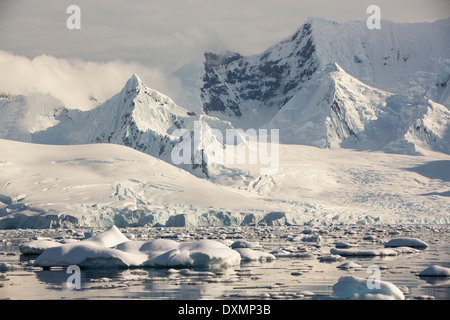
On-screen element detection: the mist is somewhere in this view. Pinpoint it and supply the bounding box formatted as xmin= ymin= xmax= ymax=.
xmin=0 ymin=50 xmax=180 ymax=110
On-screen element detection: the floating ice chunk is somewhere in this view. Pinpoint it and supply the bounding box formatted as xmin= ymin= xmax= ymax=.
xmin=332 ymin=275 xmax=405 ymax=300
xmin=150 ymin=240 xmax=241 ymax=268
xmin=299 ymin=290 xmax=315 ymax=296
xmin=418 ymin=265 xmax=450 ymax=277
xmin=330 ymin=248 xmax=398 ymax=257
xmin=337 ymin=261 xmax=362 ymax=269
xmin=414 ymin=295 xmax=435 ymax=300
xmin=230 ymin=240 xmax=260 ymax=249
xmin=385 ymin=238 xmax=428 ymax=249
xmin=19 ymin=240 xmax=62 ymax=255
xmin=391 ymin=246 xmax=421 ymax=254
xmin=319 ymin=254 xmax=345 ymax=262
xmin=34 ymin=242 xmax=148 ymax=268
xmin=0 ymin=263 xmax=22 ymax=271
xmin=179 ymin=269 xmax=216 ymax=277
xmin=234 ymin=248 xmax=276 ymax=262
xmin=269 ymin=249 xmax=292 ymax=257
xmin=32 ymin=227 xmax=240 ymax=269
xmin=301 ymin=235 xmax=322 ymax=243
xmin=335 ymin=242 xmax=353 ymax=248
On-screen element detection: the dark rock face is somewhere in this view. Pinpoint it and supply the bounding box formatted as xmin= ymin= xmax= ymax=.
xmin=200 ymin=23 xmax=319 ymax=119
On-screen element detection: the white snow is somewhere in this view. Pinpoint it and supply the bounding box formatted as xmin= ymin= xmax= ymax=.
xmin=332 ymin=275 xmax=405 ymax=300
xmin=418 ymin=265 xmax=450 ymax=277
xmin=82 ymin=225 xmax=130 ymax=247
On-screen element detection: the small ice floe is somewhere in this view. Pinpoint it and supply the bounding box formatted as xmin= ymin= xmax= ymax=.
xmin=234 ymin=248 xmax=276 ymax=262
xmin=391 ymin=247 xmax=421 ymax=254
xmin=301 ymin=235 xmax=322 ymax=243
xmin=299 ymin=290 xmax=315 ymax=297
xmin=33 ymin=226 xmax=241 ymax=269
xmin=337 ymin=261 xmax=362 ymax=270
xmin=334 ymin=242 xmax=353 ymax=249
xmin=269 ymin=249 xmax=291 ymax=258
xmin=18 ymin=240 xmax=62 ymax=255
xmin=398 ymin=285 xmax=409 ymax=295
xmin=384 ymin=238 xmax=428 ymax=249
xmin=332 ymin=275 xmax=405 ymax=300
xmin=414 ymin=295 xmax=435 ymax=300
xmin=418 ymin=265 xmax=450 ymax=277
xmin=330 ymin=248 xmax=398 ymax=257
xmin=230 ymin=240 xmax=260 ymax=249
xmin=179 ymin=269 xmax=216 ymax=277
xmin=269 ymin=249 xmax=312 ymax=259
xmin=0 ymin=263 xmax=22 ymax=272
xmin=318 ymin=254 xmax=345 ymax=262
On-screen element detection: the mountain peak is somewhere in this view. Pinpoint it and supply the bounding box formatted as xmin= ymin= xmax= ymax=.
xmin=124 ymin=74 xmax=145 ymax=93
xmin=305 ymin=16 xmax=339 ymax=26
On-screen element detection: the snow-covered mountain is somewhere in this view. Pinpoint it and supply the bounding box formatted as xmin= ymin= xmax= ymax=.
xmin=173 ymin=17 xmax=450 ymax=154
xmin=1 ymin=17 xmax=449 ymax=173
xmin=264 ymin=63 xmax=391 ymax=148
xmin=1 ymin=75 xmax=243 ymax=177
xmin=263 ymin=63 xmax=450 ymax=154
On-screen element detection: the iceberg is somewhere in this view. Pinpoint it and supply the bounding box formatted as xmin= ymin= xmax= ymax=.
xmin=330 ymin=248 xmax=398 ymax=257
xmin=385 ymin=238 xmax=428 ymax=249
xmin=234 ymin=248 xmax=276 ymax=262
xmin=332 ymin=275 xmax=405 ymax=300
xmin=33 ymin=226 xmax=241 ymax=269
xmin=418 ymin=265 xmax=450 ymax=277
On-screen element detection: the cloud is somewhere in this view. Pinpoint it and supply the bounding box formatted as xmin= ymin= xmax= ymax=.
xmin=1 ymin=0 xmax=448 ymax=72
xmin=0 ymin=50 xmax=178 ymax=110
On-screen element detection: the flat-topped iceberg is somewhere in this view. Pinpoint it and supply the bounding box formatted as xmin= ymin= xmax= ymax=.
xmin=33 ymin=226 xmax=241 ymax=269
xmin=330 ymin=248 xmax=398 ymax=257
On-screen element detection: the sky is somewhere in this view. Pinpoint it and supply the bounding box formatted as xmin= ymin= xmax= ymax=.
xmin=0 ymin=0 xmax=449 ymax=108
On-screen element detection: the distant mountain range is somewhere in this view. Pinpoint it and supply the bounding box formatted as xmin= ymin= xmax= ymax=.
xmin=1 ymin=17 xmax=449 ymax=175
xmin=1 ymin=17 xmax=449 ymax=229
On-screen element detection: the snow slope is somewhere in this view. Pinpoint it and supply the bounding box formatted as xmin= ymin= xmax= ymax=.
xmin=1 ymin=139 xmax=449 ymax=229
xmin=264 ymin=63 xmax=390 ymax=148
xmin=0 ymin=139 xmax=261 ymax=229
xmin=0 ymin=93 xmax=64 ymax=142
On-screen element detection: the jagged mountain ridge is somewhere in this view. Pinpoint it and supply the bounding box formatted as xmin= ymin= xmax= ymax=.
xmin=8 ymin=75 xmax=240 ymax=177
xmin=264 ymin=63 xmax=391 ymax=148
xmin=173 ymin=17 xmax=450 ymax=154
xmin=0 ymin=17 xmax=449 ymax=163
